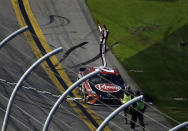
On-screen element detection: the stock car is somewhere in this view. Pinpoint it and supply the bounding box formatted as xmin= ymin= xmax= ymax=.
xmin=77 ymin=67 xmax=126 ymax=105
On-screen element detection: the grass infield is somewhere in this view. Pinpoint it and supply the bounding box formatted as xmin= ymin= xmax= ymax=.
xmin=86 ymin=0 xmax=188 ymax=124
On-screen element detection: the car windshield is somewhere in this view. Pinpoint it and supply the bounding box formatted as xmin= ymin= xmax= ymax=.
xmin=89 ymin=74 xmax=124 ymax=85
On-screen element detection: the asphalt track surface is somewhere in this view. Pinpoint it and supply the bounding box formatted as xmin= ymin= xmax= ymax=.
xmin=0 ymin=0 xmax=174 ymax=131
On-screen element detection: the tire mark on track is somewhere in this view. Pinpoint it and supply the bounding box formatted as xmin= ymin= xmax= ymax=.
xmin=70 ymin=48 xmax=110 ymax=68
xmin=41 ymin=15 xmax=70 ymax=28
xmin=56 ymin=41 xmax=88 ymax=64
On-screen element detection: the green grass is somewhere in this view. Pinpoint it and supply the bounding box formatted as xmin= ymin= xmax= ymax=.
xmin=86 ymin=0 xmax=188 ymax=125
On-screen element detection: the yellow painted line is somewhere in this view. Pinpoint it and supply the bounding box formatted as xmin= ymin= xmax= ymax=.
xmin=12 ymin=0 xmax=111 ymax=130
xmin=23 ymin=0 xmax=78 ymax=96
xmin=11 ymin=0 xmax=66 ymax=95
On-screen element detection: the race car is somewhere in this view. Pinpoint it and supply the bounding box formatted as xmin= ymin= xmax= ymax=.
xmin=78 ymin=66 xmax=126 ymax=105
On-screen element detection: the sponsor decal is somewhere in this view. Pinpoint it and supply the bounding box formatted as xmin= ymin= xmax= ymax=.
xmin=95 ymin=84 xmax=121 ymax=92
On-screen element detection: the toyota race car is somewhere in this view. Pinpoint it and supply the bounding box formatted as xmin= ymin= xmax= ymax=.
xmin=78 ymin=67 xmax=126 ymax=105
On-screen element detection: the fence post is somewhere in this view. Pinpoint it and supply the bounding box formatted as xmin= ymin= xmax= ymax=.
xmin=0 ymin=26 xmax=29 ymax=48
xmin=1 ymin=47 xmax=63 ymax=131
xmin=42 ymin=67 xmax=103 ymax=131
xmin=97 ymin=95 xmax=143 ymax=131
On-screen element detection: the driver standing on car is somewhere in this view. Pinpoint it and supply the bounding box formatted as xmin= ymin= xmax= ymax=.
xmin=121 ymin=85 xmax=134 ymax=124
